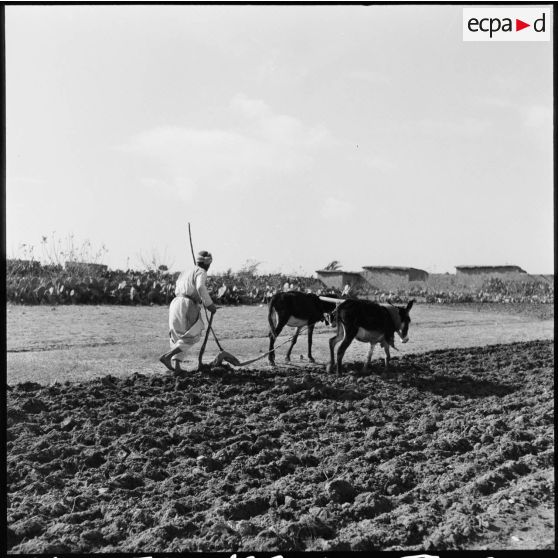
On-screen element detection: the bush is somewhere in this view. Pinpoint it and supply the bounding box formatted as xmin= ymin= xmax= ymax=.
xmin=5 ymin=259 xmax=553 ymax=307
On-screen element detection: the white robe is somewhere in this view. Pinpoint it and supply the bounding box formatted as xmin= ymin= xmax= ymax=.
xmin=168 ymin=266 xmax=214 ymax=363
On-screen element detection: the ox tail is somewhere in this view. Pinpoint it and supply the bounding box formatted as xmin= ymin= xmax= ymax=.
xmin=268 ymin=302 xmax=278 ymax=340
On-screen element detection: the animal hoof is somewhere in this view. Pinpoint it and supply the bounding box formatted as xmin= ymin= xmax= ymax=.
xmin=309 ymin=357 xmax=315 ymax=363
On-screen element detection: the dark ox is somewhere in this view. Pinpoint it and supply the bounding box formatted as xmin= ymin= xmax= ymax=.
xmin=327 ymin=299 xmax=415 ymax=374
xmin=268 ymin=291 xmax=337 ymax=366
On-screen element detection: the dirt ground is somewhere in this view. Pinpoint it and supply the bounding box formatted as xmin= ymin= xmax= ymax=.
xmin=6 ymin=336 xmax=554 ymax=552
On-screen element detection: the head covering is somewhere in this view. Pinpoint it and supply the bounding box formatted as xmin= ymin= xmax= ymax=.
xmin=196 ymin=250 xmax=213 ymax=266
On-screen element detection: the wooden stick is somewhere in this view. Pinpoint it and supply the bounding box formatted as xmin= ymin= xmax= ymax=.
xmin=188 ymin=222 xmax=196 ymax=265
xmin=188 ymin=222 xmax=225 ymax=352
xmin=198 ymin=312 xmax=214 ymax=370
xmin=318 ymin=296 xmax=345 ymax=304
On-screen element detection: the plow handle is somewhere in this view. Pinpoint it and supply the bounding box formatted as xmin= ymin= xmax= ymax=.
xmin=188 ymin=222 xmax=224 ymax=352
xmin=198 ymin=312 xmax=214 ymax=370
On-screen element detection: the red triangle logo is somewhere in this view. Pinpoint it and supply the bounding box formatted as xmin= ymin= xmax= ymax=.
xmin=516 ymin=19 xmax=530 ymax=31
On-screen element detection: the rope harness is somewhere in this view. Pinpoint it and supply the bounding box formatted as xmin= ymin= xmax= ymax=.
xmin=230 ymin=317 xmax=331 ymax=367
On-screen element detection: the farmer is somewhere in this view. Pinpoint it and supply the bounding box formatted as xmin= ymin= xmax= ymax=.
xmin=159 ymin=250 xmax=217 ymax=372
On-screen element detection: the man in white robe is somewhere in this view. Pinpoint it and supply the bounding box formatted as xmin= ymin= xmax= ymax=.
xmin=159 ymin=251 xmax=217 ymax=372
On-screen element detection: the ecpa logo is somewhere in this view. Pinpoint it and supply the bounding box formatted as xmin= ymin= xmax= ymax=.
xmin=463 ymin=8 xmax=551 ymax=41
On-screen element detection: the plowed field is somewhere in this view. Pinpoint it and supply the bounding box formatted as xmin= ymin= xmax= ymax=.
xmin=7 ymin=337 xmax=554 ymax=552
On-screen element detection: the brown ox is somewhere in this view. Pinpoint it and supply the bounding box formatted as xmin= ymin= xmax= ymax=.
xmin=268 ymin=291 xmax=337 ymax=365
xmin=327 ymin=299 xmax=414 ymax=374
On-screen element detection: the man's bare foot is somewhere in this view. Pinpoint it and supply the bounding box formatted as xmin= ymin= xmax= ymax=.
xmin=159 ymin=354 xmax=174 ymax=372
xmin=173 ymin=362 xmax=186 ymax=373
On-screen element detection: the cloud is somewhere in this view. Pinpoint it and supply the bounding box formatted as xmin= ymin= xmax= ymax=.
xmin=360 ymin=155 xmax=395 ymax=173
xmin=414 ymin=117 xmax=490 ymax=138
xmin=138 ymin=176 xmax=197 ymax=204
xmin=230 ymin=95 xmax=270 ymax=119
xmin=472 ymin=95 xmax=515 ymax=110
xmin=230 ymin=93 xmax=334 ymax=151
xmin=120 ymin=95 xmax=337 ymax=199
xmin=8 ymin=176 xmax=46 ymax=186
xmin=347 ymin=69 xmax=390 ymax=85
xmin=320 ymin=196 xmax=354 ymax=220
xmin=521 ymin=104 xmax=552 ymax=129
xmin=473 ymin=97 xmax=551 ymax=131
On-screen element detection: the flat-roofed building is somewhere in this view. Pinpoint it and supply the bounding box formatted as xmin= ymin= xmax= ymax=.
xmin=360 ymin=266 xmax=429 ymax=290
xmin=315 ymin=270 xmax=367 ymax=291
xmin=6 ymin=259 xmax=41 ymax=272
xmin=455 ymin=265 xmax=526 ymax=276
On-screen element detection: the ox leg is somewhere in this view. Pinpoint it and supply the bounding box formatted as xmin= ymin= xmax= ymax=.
xmin=336 ymin=326 xmax=358 ymax=375
xmin=307 ymin=324 xmax=316 ymax=363
xmin=285 ymin=327 xmax=300 ymax=362
xmin=268 ymin=316 xmax=289 ymax=366
xmin=326 ymin=324 xmax=344 ymax=374
xmin=381 ymin=340 xmax=391 ymax=370
xmin=363 ymin=342 xmax=375 ymax=373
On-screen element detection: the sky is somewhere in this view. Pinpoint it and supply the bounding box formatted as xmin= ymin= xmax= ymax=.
xmin=5 ymin=4 xmax=554 ymax=276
